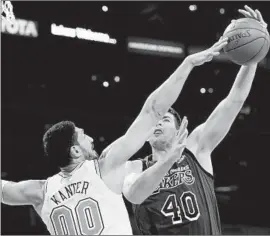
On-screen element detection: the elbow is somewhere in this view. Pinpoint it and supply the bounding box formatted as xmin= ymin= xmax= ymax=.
xmin=227 ymin=93 xmax=247 ymax=105
xmin=144 ymin=96 xmax=165 ymax=121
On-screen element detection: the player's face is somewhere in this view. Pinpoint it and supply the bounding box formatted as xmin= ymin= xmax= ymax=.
xmin=149 ymin=113 xmax=178 ymax=149
xmin=75 ymin=127 xmax=99 ymax=160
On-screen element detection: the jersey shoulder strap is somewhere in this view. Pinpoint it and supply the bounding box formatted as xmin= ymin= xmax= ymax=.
xmin=140 ymin=155 xmax=156 ymax=171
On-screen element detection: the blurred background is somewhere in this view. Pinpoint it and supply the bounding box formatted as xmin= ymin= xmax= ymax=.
xmin=1 ymin=1 xmax=270 ymax=235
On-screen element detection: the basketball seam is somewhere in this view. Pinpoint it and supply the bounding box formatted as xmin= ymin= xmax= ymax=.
xmin=224 ymin=27 xmax=268 ymax=36
xmin=242 ymin=38 xmax=266 ymax=64
xmin=225 ymin=37 xmax=266 ymax=53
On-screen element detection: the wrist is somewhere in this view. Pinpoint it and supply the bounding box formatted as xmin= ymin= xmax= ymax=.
xmin=184 ymin=56 xmax=196 ymax=68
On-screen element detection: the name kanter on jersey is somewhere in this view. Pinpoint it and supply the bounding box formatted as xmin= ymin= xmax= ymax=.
xmin=51 ymin=181 xmax=90 ymax=205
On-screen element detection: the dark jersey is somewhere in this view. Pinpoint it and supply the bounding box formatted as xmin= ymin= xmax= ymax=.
xmin=133 ymin=149 xmax=221 ymax=235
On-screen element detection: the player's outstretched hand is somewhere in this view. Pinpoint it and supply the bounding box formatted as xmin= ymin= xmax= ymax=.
xmin=238 ymin=5 xmax=267 ymax=29
xmin=166 ymin=116 xmax=188 ymax=163
xmin=186 ymin=37 xmax=228 ymax=66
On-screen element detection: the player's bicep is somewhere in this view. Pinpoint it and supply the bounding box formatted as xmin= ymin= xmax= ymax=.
xmin=193 ymin=98 xmax=243 ymax=153
xmin=123 ymin=161 xmax=143 ymax=200
xmin=122 ymin=112 xmax=155 ymax=154
xmin=101 ymin=112 xmax=154 ymax=171
xmin=186 ymin=124 xmax=203 ymax=155
xmin=186 ymin=125 xmax=214 ymax=175
xmin=2 ymin=180 xmax=45 ymax=206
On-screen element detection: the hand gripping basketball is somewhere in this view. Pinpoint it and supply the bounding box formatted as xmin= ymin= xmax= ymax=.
xmin=223 ymin=6 xmax=269 ymax=65
xmin=186 ymin=37 xmax=228 ymax=66
xmin=238 ymin=5 xmax=267 ymax=29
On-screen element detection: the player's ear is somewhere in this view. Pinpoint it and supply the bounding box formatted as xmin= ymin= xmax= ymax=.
xmin=70 ymin=145 xmax=82 ymax=159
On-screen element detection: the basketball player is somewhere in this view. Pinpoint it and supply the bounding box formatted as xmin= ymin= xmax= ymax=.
xmin=1 ymin=24 xmax=228 ymax=236
xmin=122 ymin=6 xmax=267 ymax=235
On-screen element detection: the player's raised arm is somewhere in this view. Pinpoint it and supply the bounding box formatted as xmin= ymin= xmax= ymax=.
xmin=186 ymin=7 xmax=265 ymax=175
xmin=100 ymin=38 xmax=228 ymax=172
xmin=1 ymin=179 xmax=45 ymax=207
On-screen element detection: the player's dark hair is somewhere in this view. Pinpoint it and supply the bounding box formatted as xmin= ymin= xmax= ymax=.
xmin=168 ymin=107 xmax=181 ymax=129
xmin=43 ymin=121 xmax=77 ymax=168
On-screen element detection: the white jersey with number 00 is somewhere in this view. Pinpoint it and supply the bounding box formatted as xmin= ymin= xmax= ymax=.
xmin=40 ymin=160 xmax=132 ymax=235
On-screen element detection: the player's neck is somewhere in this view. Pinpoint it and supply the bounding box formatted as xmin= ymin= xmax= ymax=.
xmin=151 ymin=146 xmax=171 ymax=162
xmin=61 ymin=161 xmax=84 ymax=173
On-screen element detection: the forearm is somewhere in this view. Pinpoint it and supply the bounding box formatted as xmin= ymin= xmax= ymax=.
xmin=125 ymin=158 xmax=175 ymax=204
xmin=228 ymin=64 xmax=258 ymax=102
xmin=104 ymin=58 xmax=193 ymax=166
xmin=146 ymin=58 xmax=194 ymax=117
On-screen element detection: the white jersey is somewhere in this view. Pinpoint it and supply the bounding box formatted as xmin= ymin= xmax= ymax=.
xmin=40 ymin=160 xmax=132 ymax=235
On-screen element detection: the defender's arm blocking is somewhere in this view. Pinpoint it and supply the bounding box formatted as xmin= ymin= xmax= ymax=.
xmin=1 ymin=179 xmax=45 ymax=207
xmin=100 ymin=38 xmax=227 ymax=173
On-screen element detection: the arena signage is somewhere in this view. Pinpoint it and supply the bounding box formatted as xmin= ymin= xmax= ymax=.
xmin=1 ymin=18 xmax=38 ymax=37
xmin=51 ymin=23 xmax=117 ymax=44
xmin=127 ymin=37 xmax=185 ymax=58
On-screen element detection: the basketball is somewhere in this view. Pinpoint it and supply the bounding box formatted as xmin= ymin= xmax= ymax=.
xmin=223 ymin=18 xmax=270 ymax=65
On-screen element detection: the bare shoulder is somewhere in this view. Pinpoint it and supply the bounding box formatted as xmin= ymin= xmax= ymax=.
xmin=31 ymin=180 xmax=47 ymax=214
xmin=22 ymin=180 xmax=47 ymax=206
xmin=28 ymin=179 xmax=46 ymax=189
xmin=8 ymin=179 xmax=46 ymax=193
xmin=186 ymin=125 xmax=214 ymax=176
xmin=34 ymin=179 xmax=47 ymax=187
xmin=26 ymin=179 xmax=46 ymax=193
xmin=186 ymin=124 xmax=204 ymax=155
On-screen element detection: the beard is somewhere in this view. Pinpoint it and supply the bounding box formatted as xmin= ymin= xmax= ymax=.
xmin=84 ymin=149 xmax=99 ymax=160
xmin=151 ymin=138 xmax=172 ymax=151
xmin=92 ymin=150 xmax=99 ymax=159
xmin=149 ymin=132 xmax=176 ymax=151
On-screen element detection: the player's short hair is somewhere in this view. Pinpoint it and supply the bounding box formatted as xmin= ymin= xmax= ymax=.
xmin=168 ymin=107 xmax=181 ymax=129
xmin=43 ymin=121 xmax=77 ymax=168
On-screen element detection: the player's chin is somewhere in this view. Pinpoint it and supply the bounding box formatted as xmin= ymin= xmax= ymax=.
xmin=150 ymin=137 xmax=164 ymax=147
xmin=86 ymin=151 xmax=99 ymax=160
xmin=92 ymin=151 xmax=99 ymax=159
xmin=148 ymin=136 xmax=157 ymax=144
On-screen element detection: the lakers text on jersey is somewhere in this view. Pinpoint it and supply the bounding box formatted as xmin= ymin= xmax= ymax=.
xmin=133 ymin=149 xmax=221 ymax=235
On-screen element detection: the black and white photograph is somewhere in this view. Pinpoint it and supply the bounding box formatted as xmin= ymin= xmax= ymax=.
xmin=1 ymin=1 xmax=270 ymax=235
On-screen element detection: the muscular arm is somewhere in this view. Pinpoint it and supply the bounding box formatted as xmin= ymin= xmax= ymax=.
xmin=187 ymin=64 xmax=258 ymax=173
xmin=99 ymin=39 xmax=227 ymax=191
xmin=1 ymin=179 xmax=45 ymax=207
xmin=99 ymin=58 xmax=194 ymax=174
xmin=123 ymin=157 xmax=177 ymax=204
xmin=100 ymin=38 xmax=228 ymax=173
